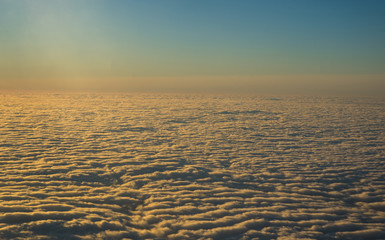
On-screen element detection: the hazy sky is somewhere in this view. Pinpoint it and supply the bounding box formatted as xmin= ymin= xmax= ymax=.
xmin=1 ymin=0 xmax=385 ymax=94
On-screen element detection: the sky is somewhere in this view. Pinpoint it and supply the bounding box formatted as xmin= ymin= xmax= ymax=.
xmin=0 ymin=0 xmax=385 ymax=94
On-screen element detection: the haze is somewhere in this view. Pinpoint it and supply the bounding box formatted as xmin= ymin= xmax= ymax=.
xmin=0 ymin=0 xmax=384 ymax=95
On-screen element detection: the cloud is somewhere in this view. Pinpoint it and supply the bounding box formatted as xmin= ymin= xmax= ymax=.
xmin=0 ymin=92 xmax=384 ymax=239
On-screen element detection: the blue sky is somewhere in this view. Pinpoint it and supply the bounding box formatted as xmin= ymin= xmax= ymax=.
xmin=0 ymin=0 xmax=384 ymax=93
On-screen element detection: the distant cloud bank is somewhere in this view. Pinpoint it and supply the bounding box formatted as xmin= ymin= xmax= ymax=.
xmin=0 ymin=74 xmax=384 ymax=96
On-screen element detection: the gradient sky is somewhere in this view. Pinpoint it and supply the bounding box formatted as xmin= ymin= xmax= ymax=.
xmin=1 ymin=0 xmax=385 ymax=94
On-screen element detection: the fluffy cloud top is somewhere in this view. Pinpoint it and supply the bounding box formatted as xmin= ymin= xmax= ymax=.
xmin=0 ymin=92 xmax=384 ymax=239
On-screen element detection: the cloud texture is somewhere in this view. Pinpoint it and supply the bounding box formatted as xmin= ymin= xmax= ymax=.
xmin=0 ymin=92 xmax=384 ymax=239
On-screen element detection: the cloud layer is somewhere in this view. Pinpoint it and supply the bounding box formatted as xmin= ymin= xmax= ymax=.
xmin=0 ymin=92 xmax=384 ymax=239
